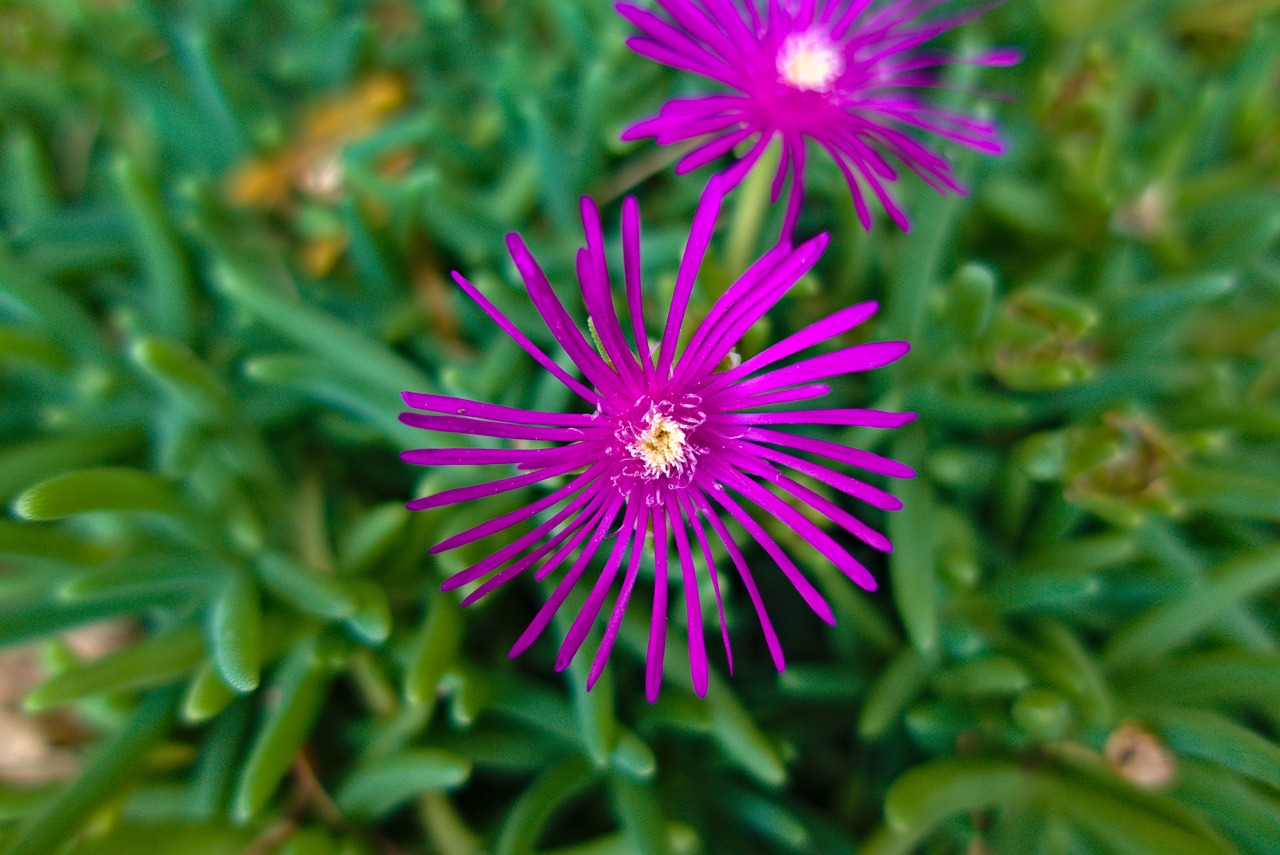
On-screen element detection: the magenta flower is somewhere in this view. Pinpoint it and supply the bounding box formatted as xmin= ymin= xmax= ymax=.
xmin=618 ymin=0 xmax=1018 ymax=233
xmin=401 ymin=178 xmax=915 ymax=700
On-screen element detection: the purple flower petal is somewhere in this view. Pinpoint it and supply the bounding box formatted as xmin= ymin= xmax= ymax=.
xmin=579 ymin=200 xmax=643 ymax=387
xmin=402 ymin=391 xmax=599 ymax=427
xmin=442 ymin=476 xmax=610 ymax=592
xmin=690 ymin=487 xmax=785 ymax=672
xmin=645 ymin=507 xmax=670 ymax=703
xmin=711 ymin=300 xmax=880 ymax=388
xmin=696 ymin=471 xmax=836 ymax=626
xmin=677 ymin=233 xmax=829 ymax=382
xmin=463 ymin=489 xmax=613 ymax=605
xmin=399 ymin=412 xmax=593 ymax=443
xmin=675 ymin=491 xmax=733 ymax=675
xmin=723 ymin=444 xmax=894 ymax=551
xmin=741 ymin=438 xmax=903 ymax=510
xmin=557 ymin=502 xmax=645 ymax=672
xmin=510 ymin=496 xmax=625 ymax=657
xmin=670 ymin=499 xmax=709 ymax=697
xmin=588 ymin=506 xmax=652 ymax=690
xmin=657 ymin=175 xmax=725 ymax=378
xmin=744 ymin=425 xmax=916 ymax=478
xmin=507 ymin=234 xmax=628 ymax=400
xmin=407 ymin=459 xmax=583 ymax=511
xmin=451 ymin=272 xmax=600 ymax=404
xmin=709 ymin=460 xmax=878 ymax=591
xmin=720 ymin=406 xmax=917 ymax=427
xmin=431 ymin=468 xmax=600 ymax=554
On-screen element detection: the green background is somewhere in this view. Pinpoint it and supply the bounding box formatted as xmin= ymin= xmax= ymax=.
xmin=1 ymin=1 xmax=1279 ymax=853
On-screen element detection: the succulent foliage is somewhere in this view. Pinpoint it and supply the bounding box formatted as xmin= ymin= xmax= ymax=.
xmin=0 ymin=1 xmax=1278 ymax=854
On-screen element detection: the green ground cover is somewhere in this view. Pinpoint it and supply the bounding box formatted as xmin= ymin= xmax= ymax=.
xmin=1 ymin=1 xmax=1278 ymax=853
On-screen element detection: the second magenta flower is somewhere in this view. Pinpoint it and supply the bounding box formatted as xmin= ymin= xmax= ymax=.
xmin=619 ymin=0 xmax=1018 ymax=233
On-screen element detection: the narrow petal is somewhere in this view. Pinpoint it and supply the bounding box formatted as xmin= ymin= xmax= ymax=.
xmin=676 ymin=491 xmax=733 ymax=674
xmin=719 ymin=407 xmax=916 ymax=428
xmin=431 ymin=467 xmax=601 ymax=553
xmin=463 ymin=488 xmax=613 ymax=604
xmin=555 ymin=500 xmax=644 ymax=671
xmin=621 ymin=195 xmax=654 ymax=377
xmin=696 ymin=472 xmax=835 ymax=625
xmin=451 ymin=272 xmax=600 ymax=404
xmin=738 ymin=439 xmax=904 ymax=510
xmin=625 ymin=36 xmax=737 ymax=84
xmin=399 ymin=412 xmax=592 ymax=443
xmin=576 ymin=249 xmax=641 ymax=390
xmin=653 ymin=0 xmax=753 ymax=71
xmin=722 ymin=445 xmax=893 ymax=552
xmin=618 ymin=3 xmax=726 ymax=70
xmin=705 ymin=301 xmax=881 ymax=393
xmin=679 ymin=234 xmax=831 ymax=382
xmin=645 ymin=507 xmax=670 ymax=703
xmin=509 ymin=496 xmax=625 ymax=657
xmin=779 ymin=132 xmax=806 ymax=238
xmin=517 ymin=444 xmax=604 ymax=470
xmin=669 ymin=498 xmax=708 ymax=697
xmin=720 ymin=131 xmax=774 ymax=188
xmin=579 ymin=198 xmax=642 ymax=388
xmin=727 ymin=340 xmax=911 ymax=398
xmin=689 ymin=487 xmax=786 ymax=671
xmin=588 ymin=507 xmax=651 ymax=690
xmin=725 ymin=383 xmax=831 ymax=410
xmin=709 ymin=461 xmax=878 ymax=591
xmin=831 ymin=0 xmax=877 ymax=38
xmin=657 ymin=174 xmax=726 ymax=378
xmin=622 ymin=112 xmax=680 ymax=142
xmin=876 ymin=105 xmax=1005 ymax=154
xmin=744 ymin=425 xmax=915 ymax=479
xmin=407 ymin=459 xmax=583 ymax=511
xmin=402 ymin=391 xmax=599 ymax=427
xmin=659 ymin=112 xmax=750 ymax=145
xmin=401 ymin=446 xmax=591 ymax=467
xmin=816 ymin=137 xmax=874 ymax=229
xmin=699 ymin=0 xmax=759 ymax=45
xmin=676 ymin=240 xmax=794 ymax=381
xmin=675 ymin=126 xmax=756 ymax=174
xmin=442 ymin=476 xmax=610 ymax=591
xmin=533 ymin=493 xmax=616 ymax=581
xmin=827 ymin=140 xmax=910 ymax=230
xmin=769 ymin=135 xmax=790 ymax=203
xmin=507 ymin=234 xmax=626 ymax=398
xmin=854 ymin=0 xmax=951 ymax=41
xmin=882 ymin=46 xmax=1023 ymax=75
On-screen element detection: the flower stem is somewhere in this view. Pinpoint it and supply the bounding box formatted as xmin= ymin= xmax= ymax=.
xmin=726 ymin=137 xmax=781 ymax=275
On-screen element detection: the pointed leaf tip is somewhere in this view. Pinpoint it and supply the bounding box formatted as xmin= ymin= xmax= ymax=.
xmin=13 ymin=467 xmax=182 ymax=521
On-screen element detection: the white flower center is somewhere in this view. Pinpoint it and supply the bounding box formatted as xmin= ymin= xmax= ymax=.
xmin=628 ymin=409 xmax=689 ymax=480
xmin=777 ymin=30 xmax=845 ymax=93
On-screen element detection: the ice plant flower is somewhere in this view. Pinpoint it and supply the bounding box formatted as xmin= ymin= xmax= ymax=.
xmin=618 ymin=0 xmax=1019 ymax=233
xmin=401 ymin=178 xmax=915 ymax=700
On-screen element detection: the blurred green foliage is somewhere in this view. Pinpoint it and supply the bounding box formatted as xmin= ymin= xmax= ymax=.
xmin=1 ymin=0 xmax=1279 ymax=853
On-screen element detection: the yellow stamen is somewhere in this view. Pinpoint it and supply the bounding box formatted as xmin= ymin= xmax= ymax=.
xmin=630 ymin=411 xmax=689 ymax=479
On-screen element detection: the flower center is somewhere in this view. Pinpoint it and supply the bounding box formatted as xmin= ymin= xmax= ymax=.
xmin=612 ymin=395 xmax=706 ymax=499
xmin=628 ymin=409 xmax=690 ymax=480
xmin=776 ymin=30 xmax=844 ymax=93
